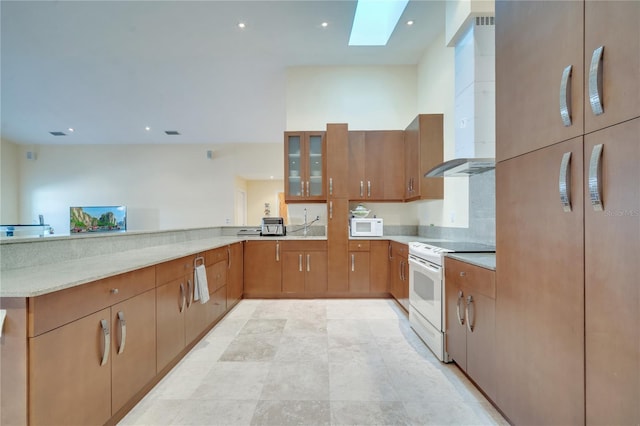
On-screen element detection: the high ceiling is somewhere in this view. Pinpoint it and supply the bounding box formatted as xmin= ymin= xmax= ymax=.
xmin=1 ymin=0 xmax=445 ymax=146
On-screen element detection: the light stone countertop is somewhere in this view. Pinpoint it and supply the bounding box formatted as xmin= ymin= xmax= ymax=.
xmin=0 ymin=234 xmax=425 ymax=298
xmin=445 ymin=253 xmax=496 ymax=271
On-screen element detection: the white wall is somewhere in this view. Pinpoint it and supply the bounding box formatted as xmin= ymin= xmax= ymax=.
xmin=445 ymin=0 xmax=494 ymax=46
xmin=414 ymin=32 xmax=468 ymax=228
xmin=285 ymin=66 xmax=417 ymax=131
xmin=1 ymin=139 xmax=20 ymax=224
xmin=12 ymin=142 xmax=282 ymax=234
xmin=246 ymin=179 xmax=283 ymax=226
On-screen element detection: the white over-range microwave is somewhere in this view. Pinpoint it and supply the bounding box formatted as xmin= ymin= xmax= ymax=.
xmin=350 ymin=218 xmax=384 ymax=237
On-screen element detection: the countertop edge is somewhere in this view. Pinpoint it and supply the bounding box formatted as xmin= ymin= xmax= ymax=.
xmin=445 ymin=253 xmax=496 ymax=271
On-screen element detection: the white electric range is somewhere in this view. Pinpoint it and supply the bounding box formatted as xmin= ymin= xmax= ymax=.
xmin=408 ymin=241 xmax=495 ymax=362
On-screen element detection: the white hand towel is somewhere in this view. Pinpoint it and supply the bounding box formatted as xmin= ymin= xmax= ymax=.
xmin=194 ymin=264 xmax=210 ymax=304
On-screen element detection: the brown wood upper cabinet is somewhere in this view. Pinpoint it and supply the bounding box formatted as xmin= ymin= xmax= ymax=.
xmin=496 ymin=0 xmax=639 ymax=162
xmin=285 ymin=131 xmax=327 ymax=202
xmin=404 ymin=114 xmax=444 ymax=201
xmin=348 ymin=130 xmax=404 ymax=202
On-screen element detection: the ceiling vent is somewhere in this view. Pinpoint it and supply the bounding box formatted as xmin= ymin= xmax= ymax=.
xmin=49 ymin=131 xmax=66 ymax=136
xmin=164 ymin=130 xmax=181 ymax=135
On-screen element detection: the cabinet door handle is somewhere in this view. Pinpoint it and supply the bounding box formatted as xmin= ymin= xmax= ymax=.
xmin=388 ymin=244 xmax=392 ymax=260
xmin=559 ymin=65 xmax=573 ymax=127
xmin=187 ymin=279 xmax=193 ymax=308
xmin=329 ymin=178 xmax=333 ymax=195
xmin=100 ymin=319 xmax=110 ymax=366
xmin=359 ymin=181 xmax=364 ymax=197
xmin=456 ymin=290 xmax=465 ymax=325
xmin=399 ymin=260 xmax=404 ymax=281
xmin=559 ymin=151 xmax=573 ymax=212
xmin=466 ymin=295 xmax=475 ymax=333
xmin=329 ymin=201 xmax=333 ymax=219
xmin=276 ymin=241 xmax=280 ymax=261
xmin=306 ymin=181 xmax=310 ymax=197
xmin=300 ymin=181 xmax=304 ymax=197
xmin=227 ymin=246 xmax=231 ymax=269
xmin=307 ymin=254 xmax=310 ymax=272
xmin=367 ymin=181 xmax=371 ymax=197
xmin=117 ymin=311 xmax=126 ymax=355
xmin=351 ymin=254 xmax=355 ymax=272
xmin=179 ymin=282 xmax=186 ymax=313
xmin=589 ymin=144 xmax=604 ymax=211
xmin=589 ymin=46 xmax=605 ymax=116
xmin=299 ymin=254 xmax=303 ymax=272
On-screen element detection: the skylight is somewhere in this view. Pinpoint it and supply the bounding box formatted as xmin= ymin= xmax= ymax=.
xmin=349 ymin=0 xmax=410 ymax=46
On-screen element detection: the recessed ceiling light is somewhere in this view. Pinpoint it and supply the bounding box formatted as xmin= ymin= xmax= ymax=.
xmin=145 ymin=126 xmax=151 ymax=131
xmin=321 ymin=22 xmax=328 ymax=28
xmin=67 ymin=127 xmax=75 ymax=133
xmin=238 ymin=22 xmax=246 ymax=29
xmin=406 ymin=20 xmax=414 ymax=26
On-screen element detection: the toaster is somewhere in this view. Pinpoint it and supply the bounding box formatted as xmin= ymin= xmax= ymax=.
xmin=261 ymin=217 xmax=286 ymax=236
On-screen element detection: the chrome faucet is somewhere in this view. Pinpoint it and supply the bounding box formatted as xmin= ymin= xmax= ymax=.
xmin=303 ymin=208 xmax=308 ymax=237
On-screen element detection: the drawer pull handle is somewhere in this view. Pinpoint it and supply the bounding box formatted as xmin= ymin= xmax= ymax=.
xmin=117 ymin=311 xmax=126 ymax=355
xmin=589 ymin=46 xmax=604 ymax=116
xmin=559 ymin=152 xmax=573 ymax=212
xmin=456 ymin=290 xmax=465 ymax=326
xmin=110 ymin=288 xmax=119 ymax=295
xmin=187 ymin=279 xmax=193 ymax=308
xmin=466 ymin=295 xmax=475 ymax=333
xmin=100 ymin=319 xmax=110 ymax=366
xmin=559 ymin=65 xmax=573 ymax=127
xmin=179 ymin=282 xmax=186 ymax=313
xmin=589 ymin=144 xmax=604 ymax=211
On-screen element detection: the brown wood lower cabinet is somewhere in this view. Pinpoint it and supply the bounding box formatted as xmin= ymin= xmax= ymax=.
xmin=445 ymin=257 xmax=496 ymax=401
xmin=389 ymin=241 xmax=408 ymax=310
xmin=227 ymin=242 xmax=244 ymax=307
xmin=349 ymin=240 xmax=370 ymax=293
xmin=282 ymin=241 xmax=328 ymax=294
xmin=29 ymin=307 xmax=113 ymax=426
xmin=244 ymin=240 xmax=283 ymax=296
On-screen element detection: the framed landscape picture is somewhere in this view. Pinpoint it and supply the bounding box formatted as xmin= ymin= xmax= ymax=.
xmin=70 ymin=206 xmax=126 ymax=233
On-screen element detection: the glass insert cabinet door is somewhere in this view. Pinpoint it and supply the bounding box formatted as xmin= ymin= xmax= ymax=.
xmin=307 ymin=134 xmax=323 ymax=197
xmin=287 ymin=134 xmax=302 ymax=197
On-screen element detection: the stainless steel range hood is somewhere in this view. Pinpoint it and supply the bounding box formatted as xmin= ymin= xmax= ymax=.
xmin=424 ymin=158 xmax=495 ymax=177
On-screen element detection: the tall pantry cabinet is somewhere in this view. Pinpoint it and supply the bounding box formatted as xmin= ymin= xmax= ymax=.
xmin=495 ymin=1 xmax=639 ymax=425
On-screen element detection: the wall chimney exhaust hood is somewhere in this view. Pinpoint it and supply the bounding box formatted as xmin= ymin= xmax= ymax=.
xmin=424 ymin=158 xmax=495 ymax=177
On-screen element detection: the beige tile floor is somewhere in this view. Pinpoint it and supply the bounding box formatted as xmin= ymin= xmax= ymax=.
xmin=119 ymin=299 xmax=508 ymax=426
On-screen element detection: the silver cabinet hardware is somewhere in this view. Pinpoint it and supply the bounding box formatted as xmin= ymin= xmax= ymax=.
xmin=589 ymin=46 xmax=605 ymax=116
xmin=589 ymin=144 xmax=604 ymax=211
xmin=306 ymin=181 xmax=310 ymax=197
xmin=179 ymin=282 xmax=186 ymax=313
xmin=351 ymin=254 xmax=355 ymax=272
xmin=117 ymin=311 xmax=126 ymax=355
xmin=100 ymin=319 xmax=110 ymax=366
xmin=276 ymin=241 xmax=280 ymax=261
xmin=329 ymin=201 xmax=333 ymax=219
xmin=299 ymin=254 xmax=303 ymax=272
xmin=388 ymin=244 xmax=392 ymax=260
xmin=559 ymin=151 xmax=573 ymax=212
xmin=329 ymin=178 xmax=333 ymax=195
xmin=560 ymin=65 xmax=573 ymax=127
xmin=367 ymin=181 xmax=371 ymax=197
xmin=110 ymin=288 xmax=119 ymax=295
xmin=360 ymin=181 xmax=364 ymax=197
xmin=227 ymin=246 xmax=231 ymax=269
xmin=456 ymin=290 xmax=465 ymax=325
xmin=460 ymin=271 xmax=466 ymax=277
xmin=187 ymin=279 xmax=193 ymax=308
xmin=466 ymin=295 xmax=475 ymax=332
xmin=307 ymin=254 xmax=310 ymax=272
xmin=300 ymin=181 xmax=304 ymax=196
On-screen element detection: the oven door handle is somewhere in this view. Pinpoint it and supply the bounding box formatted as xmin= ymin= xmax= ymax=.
xmin=409 ymin=257 xmax=440 ymax=274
